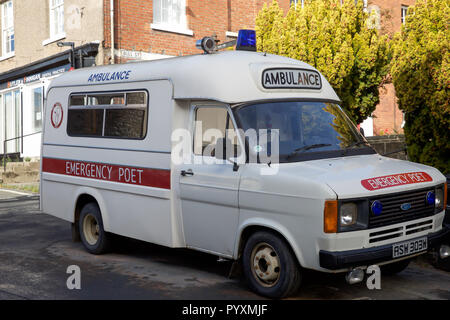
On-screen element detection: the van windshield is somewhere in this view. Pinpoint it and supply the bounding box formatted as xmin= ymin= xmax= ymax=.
xmin=232 ymin=101 xmax=376 ymax=163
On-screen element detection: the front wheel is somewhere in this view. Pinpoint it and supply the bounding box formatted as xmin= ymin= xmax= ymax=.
xmin=242 ymin=231 xmax=301 ymax=298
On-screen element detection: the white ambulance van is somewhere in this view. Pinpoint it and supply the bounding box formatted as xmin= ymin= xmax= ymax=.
xmin=41 ymin=31 xmax=449 ymax=298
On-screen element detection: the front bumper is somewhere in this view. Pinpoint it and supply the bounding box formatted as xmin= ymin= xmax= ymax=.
xmin=319 ymin=228 xmax=450 ymax=270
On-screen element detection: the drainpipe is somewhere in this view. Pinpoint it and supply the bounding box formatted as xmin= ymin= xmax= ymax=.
xmin=110 ymin=0 xmax=115 ymax=64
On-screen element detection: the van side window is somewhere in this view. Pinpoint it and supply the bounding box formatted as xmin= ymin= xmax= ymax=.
xmin=67 ymin=91 xmax=148 ymax=139
xmin=194 ymin=107 xmax=239 ymax=157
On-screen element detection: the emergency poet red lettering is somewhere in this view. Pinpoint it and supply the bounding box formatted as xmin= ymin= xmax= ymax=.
xmin=361 ymin=172 xmax=432 ymax=191
xmin=43 ymin=158 xmax=170 ymax=189
xmin=64 ymin=161 xmax=144 ymax=184
xmin=65 ymin=161 xmax=113 ymax=180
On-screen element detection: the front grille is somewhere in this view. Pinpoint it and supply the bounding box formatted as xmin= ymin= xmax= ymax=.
xmin=369 ymin=219 xmax=433 ymax=243
xmin=368 ymin=187 xmax=435 ymax=229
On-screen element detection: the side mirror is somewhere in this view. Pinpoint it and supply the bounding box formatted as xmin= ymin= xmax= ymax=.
xmin=359 ymin=127 xmax=365 ymax=137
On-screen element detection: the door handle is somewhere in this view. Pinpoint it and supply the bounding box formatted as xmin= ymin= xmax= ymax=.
xmin=181 ymin=169 xmax=194 ymax=176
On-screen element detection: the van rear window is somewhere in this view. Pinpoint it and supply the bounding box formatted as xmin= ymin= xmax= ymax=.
xmin=67 ymin=91 xmax=148 ymax=139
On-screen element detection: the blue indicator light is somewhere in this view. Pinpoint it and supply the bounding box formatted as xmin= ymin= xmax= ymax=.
xmin=371 ymin=200 xmax=383 ymax=216
xmin=426 ymin=191 xmax=435 ymax=205
xmin=236 ymin=29 xmax=257 ymax=52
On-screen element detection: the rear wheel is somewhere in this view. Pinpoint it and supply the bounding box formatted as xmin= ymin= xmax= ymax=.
xmin=431 ymin=242 xmax=450 ymax=272
xmin=242 ymin=231 xmax=301 ymax=298
xmin=79 ymin=202 xmax=111 ymax=254
xmin=381 ymin=259 xmax=411 ymax=275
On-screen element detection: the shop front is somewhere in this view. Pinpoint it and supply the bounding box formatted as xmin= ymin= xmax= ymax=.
xmin=0 ymin=43 xmax=98 ymax=160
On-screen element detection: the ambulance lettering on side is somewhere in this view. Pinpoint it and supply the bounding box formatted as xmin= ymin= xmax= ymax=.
xmin=87 ymin=70 xmax=132 ymax=83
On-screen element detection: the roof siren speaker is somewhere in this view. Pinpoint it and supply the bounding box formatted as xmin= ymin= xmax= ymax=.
xmin=196 ymin=37 xmax=217 ymax=54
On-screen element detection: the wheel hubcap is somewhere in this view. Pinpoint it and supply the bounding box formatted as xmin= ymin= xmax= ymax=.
xmin=83 ymin=214 xmax=99 ymax=246
xmin=251 ymin=243 xmax=281 ymax=287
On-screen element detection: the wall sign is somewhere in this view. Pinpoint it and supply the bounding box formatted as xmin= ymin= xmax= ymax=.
xmin=0 ymin=64 xmax=71 ymax=90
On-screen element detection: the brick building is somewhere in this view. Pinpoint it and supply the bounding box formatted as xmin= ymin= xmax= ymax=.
xmin=102 ymin=0 xmax=291 ymax=63
xmin=362 ymin=0 xmax=416 ymax=136
xmin=0 ymin=0 xmax=288 ymax=160
xmin=0 ymin=0 xmax=103 ymax=159
xmin=103 ymin=0 xmax=414 ymax=136
xmin=0 ymin=0 xmax=415 ymax=160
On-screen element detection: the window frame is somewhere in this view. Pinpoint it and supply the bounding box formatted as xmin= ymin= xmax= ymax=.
xmin=1 ymin=0 xmax=14 ymax=57
xmin=3 ymin=88 xmax=21 ymax=153
xmin=191 ymin=104 xmax=243 ymax=161
xmin=290 ymin=0 xmax=304 ymax=8
xmin=401 ymin=5 xmax=409 ymax=25
xmin=151 ymin=0 xmax=193 ymax=36
xmin=31 ymin=85 xmax=44 ymax=132
xmin=67 ymin=89 xmax=149 ymax=140
xmin=49 ymin=0 xmax=65 ymax=40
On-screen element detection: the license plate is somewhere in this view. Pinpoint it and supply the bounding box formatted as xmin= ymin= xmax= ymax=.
xmin=392 ymin=237 xmax=428 ymax=259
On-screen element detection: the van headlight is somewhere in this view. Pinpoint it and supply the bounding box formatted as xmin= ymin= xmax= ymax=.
xmin=337 ymin=200 xmax=369 ymax=232
xmin=435 ymin=186 xmax=444 ymax=211
xmin=340 ymin=203 xmax=357 ymax=226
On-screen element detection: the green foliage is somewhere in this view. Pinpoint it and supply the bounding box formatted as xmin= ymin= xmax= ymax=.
xmin=255 ymin=0 xmax=390 ymax=124
xmin=391 ymin=0 xmax=449 ymax=174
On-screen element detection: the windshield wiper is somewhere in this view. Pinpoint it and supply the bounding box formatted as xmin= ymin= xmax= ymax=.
xmin=287 ymin=144 xmax=332 ymax=159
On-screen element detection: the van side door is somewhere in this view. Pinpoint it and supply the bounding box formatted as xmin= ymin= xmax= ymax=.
xmin=178 ymin=104 xmax=242 ymax=257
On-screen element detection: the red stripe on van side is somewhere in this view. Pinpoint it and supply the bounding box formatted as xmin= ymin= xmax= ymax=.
xmin=42 ymin=158 xmax=171 ymax=189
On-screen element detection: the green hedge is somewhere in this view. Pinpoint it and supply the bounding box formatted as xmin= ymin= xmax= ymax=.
xmin=391 ymin=0 xmax=450 ymax=174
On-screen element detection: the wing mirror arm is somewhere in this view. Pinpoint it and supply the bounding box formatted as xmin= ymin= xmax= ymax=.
xmin=359 ymin=127 xmax=365 ymax=137
xmin=215 ymin=137 xmax=240 ymax=171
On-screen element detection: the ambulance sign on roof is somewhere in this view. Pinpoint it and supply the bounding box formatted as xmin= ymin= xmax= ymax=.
xmin=262 ymin=68 xmax=322 ymax=90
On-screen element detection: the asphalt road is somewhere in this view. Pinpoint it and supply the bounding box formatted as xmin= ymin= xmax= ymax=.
xmin=0 ymin=189 xmax=449 ymax=300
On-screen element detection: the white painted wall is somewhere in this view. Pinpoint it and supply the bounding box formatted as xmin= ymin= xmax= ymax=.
xmin=360 ymin=116 xmax=374 ymax=137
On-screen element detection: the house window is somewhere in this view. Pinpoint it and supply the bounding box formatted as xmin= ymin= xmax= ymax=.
xmin=33 ymin=87 xmax=43 ymax=131
xmin=1 ymin=1 xmax=14 ymax=56
xmin=401 ymin=5 xmax=408 ymax=24
xmin=290 ymin=0 xmax=304 ymax=8
xmin=50 ymin=0 xmax=64 ymax=38
xmin=4 ymin=90 xmax=21 ymax=153
xmin=152 ymin=0 xmax=192 ymax=35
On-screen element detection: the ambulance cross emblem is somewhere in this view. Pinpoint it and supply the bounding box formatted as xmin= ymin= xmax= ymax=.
xmin=51 ymin=103 xmax=63 ymax=129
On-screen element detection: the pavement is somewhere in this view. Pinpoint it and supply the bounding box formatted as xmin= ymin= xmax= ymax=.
xmin=0 ymin=189 xmax=449 ymax=300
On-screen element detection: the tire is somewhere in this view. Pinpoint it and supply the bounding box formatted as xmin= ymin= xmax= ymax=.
xmin=431 ymin=241 xmax=450 ymax=272
xmin=79 ymin=202 xmax=111 ymax=254
xmin=381 ymin=259 xmax=411 ymax=276
xmin=242 ymin=231 xmax=301 ymax=299
xmin=433 ymin=255 xmax=450 ymax=272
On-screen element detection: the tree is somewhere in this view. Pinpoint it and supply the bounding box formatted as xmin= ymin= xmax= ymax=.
xmin=390 ymin=0 xmax=449 ymax=174
xmin=255 ymin=0 xmax=390 ymax=124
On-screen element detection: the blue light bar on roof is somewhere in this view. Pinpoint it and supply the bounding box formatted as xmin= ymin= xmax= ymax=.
xmin=236 ymin=30 xmax=257 ymax=52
